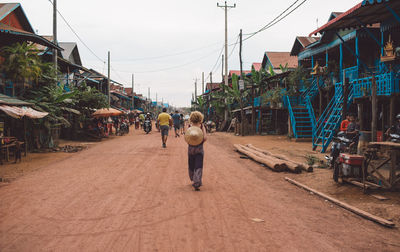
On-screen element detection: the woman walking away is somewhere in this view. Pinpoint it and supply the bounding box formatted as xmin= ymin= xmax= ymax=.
xmin=184 ymin=111 xmax=206 ymax=191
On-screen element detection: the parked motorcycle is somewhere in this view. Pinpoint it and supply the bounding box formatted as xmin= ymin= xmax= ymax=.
xmin=325 ymin=131 xmax=364 ymax=182
xmin=144 ymin=119 xmax=152 ymax=134
xmin=388 ymin=133 xmax=400 ymax=143
xmin=119 ymin=121 xmax=129 ymax=135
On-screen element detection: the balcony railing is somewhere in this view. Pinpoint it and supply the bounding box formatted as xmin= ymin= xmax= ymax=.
xmin=351 ymin=72 xmax=399 ymax=98
xmin=344 ymin=66 xmax=358 ymax=81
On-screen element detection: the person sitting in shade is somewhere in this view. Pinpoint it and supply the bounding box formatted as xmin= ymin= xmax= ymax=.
xmin=340 ymin=115 xmax=350 ymax=132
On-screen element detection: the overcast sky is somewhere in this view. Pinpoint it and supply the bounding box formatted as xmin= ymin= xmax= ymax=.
xmin=18 ymin=0 xmax=361 ymax=107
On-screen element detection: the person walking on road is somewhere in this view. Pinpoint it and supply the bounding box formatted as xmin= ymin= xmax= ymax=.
xmin=184 ymin=111 xmax=207 ymax=191
xmin=172 ymin=110 xmax=181 ymax=137
xmin=180 ymin=113 xmax=185 ymax=135
xmin=157 ymin=108 xmax=172 ymax=148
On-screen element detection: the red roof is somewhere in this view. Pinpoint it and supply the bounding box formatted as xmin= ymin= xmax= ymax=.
xmin=264 ymin=52 xmax=298 ymax=69
xmin=310 ymin=3 xmax=362 ymax=36
xmin=297 ymin=37 xmax=320 ymax=48
xmin=252 ymin=63 xmax=262 ymax=71
xmin=228 ymin=70 xmax=251 ymax=77
xmin=206 ymin=83 xmax=221 ymax=92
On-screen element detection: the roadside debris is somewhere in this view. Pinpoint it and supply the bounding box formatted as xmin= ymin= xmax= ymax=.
xmin=234 ymin=144 xmax=312 ymax=173
xmin=250 ymin=218 xmax=265 ymax=223
xmin=285 ymin=177 xmax=395 ymax=228
xmin=52 ymin=145 xmax=88 ymax=153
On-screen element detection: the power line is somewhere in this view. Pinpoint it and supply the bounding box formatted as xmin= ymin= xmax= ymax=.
xmin=243 ymin=0 xmax=307 ymax=42
xmin=205 ymin=34 xmax=238 ymax=82
xmin=116 ymin=41 xmax=226 ymax=62
xmin=205 ymin=0 xmax=307 ymax=82
xmin=112 ymin=47 xmax=223 ymax=74
xmin=228 ymin=35 xmax=239 ymax=59
xmin=48 ymin=0 xmax=106 ymax=64
xmin=209 ymin=44 xmax=225 ymax=75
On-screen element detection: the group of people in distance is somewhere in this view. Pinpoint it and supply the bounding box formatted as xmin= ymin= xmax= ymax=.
xmin=157 ymin=108 xmax=206 ymax=191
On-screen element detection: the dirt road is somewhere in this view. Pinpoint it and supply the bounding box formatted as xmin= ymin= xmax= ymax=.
xmin=1 ymin=129 xmax=400 ymax=251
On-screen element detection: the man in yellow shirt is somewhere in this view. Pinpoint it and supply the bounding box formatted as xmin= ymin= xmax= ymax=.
xmin=157 ymin=108 xmax=172 ymax=148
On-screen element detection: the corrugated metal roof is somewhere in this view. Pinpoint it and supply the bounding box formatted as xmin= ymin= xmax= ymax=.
xmin=0 ymin=3 xmax=18 ymax=21
xmin=264 ymin=52 xmax=298 ymax=69
xmin=0 ymin=3 xmax=34 ymax=33
xmin=228 ymin=70 xmax=251 ymax=77
xmin=0 ymin=23 xmax=62 ymax=50
xmin=206 ymin=83 xmax=220 ymax=92
xmin=0 ymin=94 xmax=32 ymax=106
xmin=297 ymin=37 xmax=320 ymax=48
xmin=310 ymin=0 xmax=399 ymax=35
xmin=59 ymin=42 xmax=82 ymax=66
xmin=252 ymin=63 xmax=262 ymax=71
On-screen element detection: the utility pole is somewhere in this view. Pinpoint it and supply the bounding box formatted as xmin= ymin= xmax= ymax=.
xmin=221 ymin=54 xmax=224 ymax=81
xmin=217 ymin=1 xmax=236 ymax=121
xmin=202 ymin=72 xmax=205 ymax=94
xmin=107 ymin=51 xmax=111 ymax=106
xmin=239 ymin=29 xmax=244 ymax=136
xmin=210 ymin=72 xmax=213 ymax=84
xmin=132 ymin=74 xmax=135 ymax=109
xmin=195 ymin=80 xmax=198 ymax=99
xmin=53 ymin=0 xmax=57 ymax=79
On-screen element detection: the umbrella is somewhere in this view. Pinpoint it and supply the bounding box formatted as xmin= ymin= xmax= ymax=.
xmin=92 ymin=108 xmax=122 ymax=118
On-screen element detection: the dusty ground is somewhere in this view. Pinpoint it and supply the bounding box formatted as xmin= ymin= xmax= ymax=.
xmin=0 ymin=129 xmax=400 ymax=251
xmin=224 ymin=133 xmax=400 ymax=226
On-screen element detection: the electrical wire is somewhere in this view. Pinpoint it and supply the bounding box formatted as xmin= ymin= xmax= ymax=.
xmin=209 ymin=44 xmax=225 ymax=75
xmin=227 ymin=35 xmax=239 ymax=59
xmin=243 ymin=0 xmax=307 ymax=42
xmin=115 ymin=41 xmax=226 ymax=62
xmin=111 ymin=47 xmax=223 ymax=74
xmin=48 ymin=0 xmax=106 ymax=64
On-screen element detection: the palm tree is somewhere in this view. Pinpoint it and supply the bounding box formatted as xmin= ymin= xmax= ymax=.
xmin=0 ymin=42 xmax=44 ymax=96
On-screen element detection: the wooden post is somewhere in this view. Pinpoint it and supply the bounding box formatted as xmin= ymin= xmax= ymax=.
xmin=239 ymin=29 xmax=244 ymax=137
xmin=259 ymin=110 xmax=263 ymax=135
xmin=358 ymin=103 xmax=364 ymax=130
xmin=381 ymin=103 xmax=385 ymax=141
xmin=390 ymin=150 xmax=397 ymax=188
xmin=371 ymin=76 xmax=377 ymax=142
xmin=343 ymin=71 xmax=348 ymax=120
xmin=389 ymin=95 xmax=395 ymax=128
xmin=317 ymin=76 xmax=323 ymax=117
xmin=288 ymin=114 xmax=292 ymax=137
xmin=252 ymin=85 xmax=255 ymax=135
xmin=23 ymin=117 xmax=27 ymax=155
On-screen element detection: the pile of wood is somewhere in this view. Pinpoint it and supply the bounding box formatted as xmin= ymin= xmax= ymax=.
xmin=233 ymin=144 xmax=313 ymax=173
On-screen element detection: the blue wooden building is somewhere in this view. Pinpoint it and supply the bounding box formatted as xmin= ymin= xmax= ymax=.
xmin=288 ymin=0 xmax=400 ymax=152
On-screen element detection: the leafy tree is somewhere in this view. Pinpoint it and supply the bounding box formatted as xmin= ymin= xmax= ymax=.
xmin=71 ymin=83 xmax=108 ymax=116
xmin=287 ymin=66 xmax=311 ymax=95
xmin=210 ymin=90 xmax=226 ymax=119
xmin=0 ymin=42 xmax=42 ymax=95
xmin=0 ymin=42 xmax=60 ymax=96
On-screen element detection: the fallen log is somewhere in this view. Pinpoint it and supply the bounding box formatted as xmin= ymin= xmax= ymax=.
xmin=234 ymin=144 xmax=286 ymax=172
xmin=285 ymin=177 xmax=395 ymax=228
xmin=246 ymin=144 xmax=313 ymax=172
xmin=241 ymin=145 xmax=301 ymax=173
